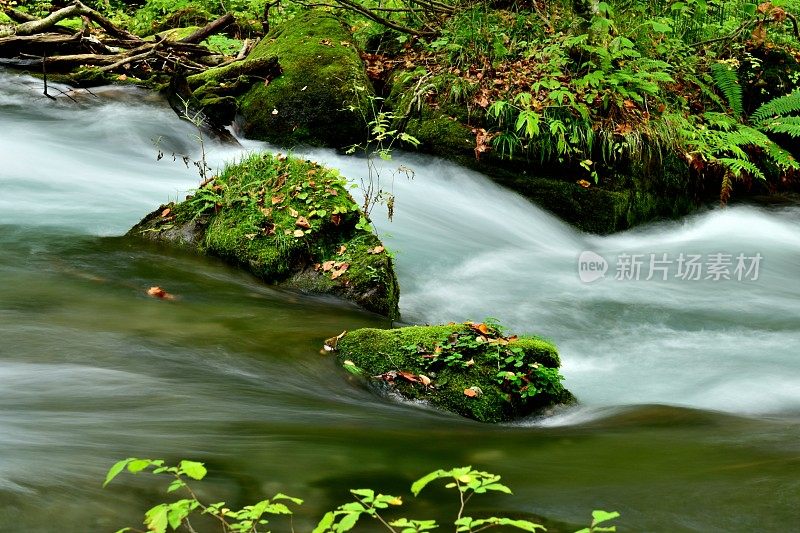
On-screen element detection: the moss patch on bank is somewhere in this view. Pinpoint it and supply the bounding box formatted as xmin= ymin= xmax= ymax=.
xmin=130 ymin=153 xmax=399 ymax=318
xmin=238 ymin=10 xmax=372 ymax=147
xmin=334 ymin=321 xmax=574 ymax=423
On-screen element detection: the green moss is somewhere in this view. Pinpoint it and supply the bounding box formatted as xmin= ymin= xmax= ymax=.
xmin=238 ymin=10 xmax=372 ymax=147
xmin=404 ymin=115 xmax=475 ymax=159
xmin=130 ymin=153 xmax=400 ymax=318
xmin=335 ymin=322 xmax=574 ymax=423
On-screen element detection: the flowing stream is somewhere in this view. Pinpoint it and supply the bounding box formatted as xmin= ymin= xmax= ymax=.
xmin=1 ymin=70 xmax=799 ymax=532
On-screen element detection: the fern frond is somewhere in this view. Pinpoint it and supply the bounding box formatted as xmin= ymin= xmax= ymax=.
xmin=684 ymin=73 xmax=727 ymax=112
xmin=711 ymin=62 xmax=743 ymax=118
xmin=762 ymin=140 xmax=800 ymax=170
xmin=761 ymin=116 xmax=800 ymax=138
xmin=717 ymin=157 xmax=765 ymax=180
xmin=720 ymin=171 xmax=733 ymax=206
xmin=751 ymin=89 xmax=800 ymax=121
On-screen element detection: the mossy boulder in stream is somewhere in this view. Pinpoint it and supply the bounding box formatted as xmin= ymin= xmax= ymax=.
xmin=238 ymin=11 xmax=372 ymax=147
xmin=129 ymin=153 xmax=399 ymax=318
xmin=332 ymin=321 xmax=575 ymax=423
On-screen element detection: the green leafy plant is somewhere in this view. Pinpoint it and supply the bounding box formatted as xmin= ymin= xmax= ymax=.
xmin=106 ymin=460 xmax=620 ymax=533
xmin=347 ymin=92 xmax=419 ymax=222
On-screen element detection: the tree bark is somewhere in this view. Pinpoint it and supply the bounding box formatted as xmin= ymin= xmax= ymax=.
xmin=179 ymin=13 xmax=235 ymax=44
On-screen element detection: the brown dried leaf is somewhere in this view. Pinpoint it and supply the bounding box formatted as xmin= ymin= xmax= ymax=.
xmin=337 ymin=244 xmax=347 ymax=255
xmin=322 ymin=260 xmax=336 ymax=272
xmin=289 ymin=207 xmax=299 ymax=217
xmin=295 ymin=216 xmax=311 ymax=229
xmin=293 ymin=229 xmax=305 ymax=238
xmin=146 ymin=286 xmax=175 ymax=300
xmin=271 ymin=195 xmax=284 ymax=205
xmin=331 ymin=263 xmax=350 ymax=279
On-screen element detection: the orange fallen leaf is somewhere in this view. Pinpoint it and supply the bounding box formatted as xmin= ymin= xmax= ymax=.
xmin=160 ymin=208 xmax=171 ymax=218
xmin=464 ymin=387 xmax=479 ymax=398
xmin=368 ymin=245 xmax=385 ymax=254
xmin=322 ymin=260 xmax=336 ymax=272
xmin=577 ymin=179 xmax=591 ymax=188
xmin=146 ymin=286 xmax=175 ymax=300
xmin=331 ymin=263 xmax=350 ymax=279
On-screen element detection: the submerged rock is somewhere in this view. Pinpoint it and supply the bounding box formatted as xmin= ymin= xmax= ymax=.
xmin=129 ymin=153 xmax=399 ymax=318
xmin=237 ymin=10 xmax=372 ymax=148
xmin=332 ymin=322 xmax=575 ymax=423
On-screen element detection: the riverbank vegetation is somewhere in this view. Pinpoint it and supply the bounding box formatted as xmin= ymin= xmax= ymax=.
xmin=3 ymin=0 xmax=800 ymax=225
xmin=105 ymin=459 xmax=619 ymax=533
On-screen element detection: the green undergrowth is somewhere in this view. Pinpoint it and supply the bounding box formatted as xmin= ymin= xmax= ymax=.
xmin=105 ymin=459 xmax=620 ymax=533
xmin=132 ymin=152 xmax=399 ymax=318
xmin=334 ymin=320 xmax=573 ymax=423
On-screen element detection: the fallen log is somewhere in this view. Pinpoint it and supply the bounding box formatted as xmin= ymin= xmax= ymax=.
xmin=179 ymin=13 xmax=235 ymax=44
xmin=0 ymin=1 xmax=142 ymax=42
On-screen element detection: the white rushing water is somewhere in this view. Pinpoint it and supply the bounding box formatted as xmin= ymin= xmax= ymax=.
xmin=2 ymin=71 xmax=799 ymax=422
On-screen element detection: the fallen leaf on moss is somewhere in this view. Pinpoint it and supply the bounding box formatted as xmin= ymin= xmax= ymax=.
xmin=293 ymin=229 xmax=305 ymax=238
xmin=331 ymin=263 xmax=350 ymax=279
xmin=337 ymin=244 xmax=347 ymax=255
xmin=464 ymin=386 xmax=483 ymax=398
xmin=397 ymin=370 xmax=420 ymax=383
xmin=469 ymin=322 xmax=491 ymax=335
xmin=330 ymin=214 xmax=342 ymax=226
xmin=324 ymin=331 xmax=347 ymax=351
xmin=322 ymin=260 xmax=335 ymax=272
xmin=160 ymin=208 xmax=171 ymax=217
xmin=260 ymin=207 xmax=272 ymax=216
xmin=271 ymin=195 xmax=284 ymax=205
xmin=146 ymin=286 xmax=175 ymax=300
xmin=289 ymin=207 xmax=299 ymax=217
xmin=577 ymin=179 xmax=591 ymax=188
xmin=419 ymin=374 xmax=432 ymax=386
xmin=295 ymin=216 xmax=311 ymax=229
xmin=368 ymin=245 xmax=385 ymax=254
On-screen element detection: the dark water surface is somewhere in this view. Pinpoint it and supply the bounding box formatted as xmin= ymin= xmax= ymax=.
xmin=1 ymin=71 xmax=799 ymax=532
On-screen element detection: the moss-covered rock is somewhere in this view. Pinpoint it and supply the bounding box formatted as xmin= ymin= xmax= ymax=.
xmin=129 ymin=153 xmax=400 ymax=318
xmin=333 ymin=322 xmax=574 ymax=423
xmin=238 ymin=10 xmax=372 ymax=147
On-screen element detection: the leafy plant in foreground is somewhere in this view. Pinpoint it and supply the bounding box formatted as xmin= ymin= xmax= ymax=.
xmin=106 ymin=460 xmax=620 ymax=533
